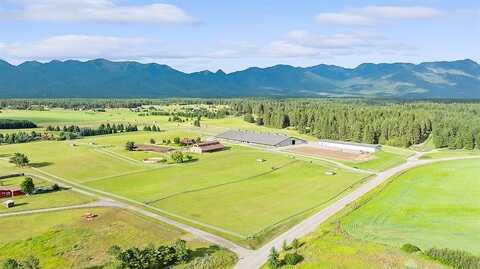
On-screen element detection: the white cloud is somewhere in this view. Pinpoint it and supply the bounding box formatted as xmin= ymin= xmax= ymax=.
xmin=264 ymin=30 xmax=414 ymax=58
xmin=3 ymin=0 xmax=196 ymax=24
xmin=0 ymin=35 xmax=192 ymax=61
xmin=316 ymin=5 xmax=442 ymax=26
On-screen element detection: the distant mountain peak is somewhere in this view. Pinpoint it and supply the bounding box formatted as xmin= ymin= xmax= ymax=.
xmin=0 ymin=58 xmax=477 ymax=98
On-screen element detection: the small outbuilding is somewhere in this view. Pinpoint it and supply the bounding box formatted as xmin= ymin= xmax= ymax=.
xmin=0 ymin=186 xmax=24 ymax=198
xmin=190 ymin=141 xmax=225 ymax=153
xmin=3 ymin=200 xmax=14 ymax=208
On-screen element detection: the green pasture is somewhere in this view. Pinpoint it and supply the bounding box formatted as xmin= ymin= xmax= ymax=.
xmin=0 ymin=141 xmax=140 ymax=182
xmin=420 ymin=149 xmax=480 ymax=159
xmin=0 ymin=208 xmax=236 ymax=269
xmin=0 ymin=108 xmax=179 ymax=129
xmin=0 ymin=176 xmax=94 ymax=213
xmin=152 ymin=161 xmax=366 ymax=237
xmin=85 ymin=145 xmax=294 ymax=202
xmin=343 ymin=159 xmax=480 ymax=254
xmin=86 ymin=145 xmax=366 ymax=237
xmin=344 ymin=145 xmax=414 ymax=172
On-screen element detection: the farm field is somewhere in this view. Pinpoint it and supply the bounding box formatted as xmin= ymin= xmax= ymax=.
xmin=84 ymin=145 xmax=367 ymax=242
xmin=0 ymin=208 xmax=236 ymax=269
xmin=420 ymin=149 xmax=480 ymax=159
xmin=261 ymin=232 xmax=446 ymax=269
xmin=343 ymin=159 xmax=480 ymax=254
xmin=0 ymin=141 xmax=141 ymax=182
xmin=343 ymin=146 xmax=414 ymax=172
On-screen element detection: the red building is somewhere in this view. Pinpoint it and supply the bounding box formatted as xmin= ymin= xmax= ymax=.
xmin=0 ymin=186 xmax=24 ymax=198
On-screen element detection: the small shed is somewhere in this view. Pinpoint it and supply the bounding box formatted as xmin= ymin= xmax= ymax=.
xmin=3 ymin=200 xmax=14 ymax=208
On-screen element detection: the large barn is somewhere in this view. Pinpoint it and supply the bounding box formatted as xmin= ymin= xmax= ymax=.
xmin=216 ymin=130 xmax=306 ymax=147
xmin=318 ymin=139 xmax=380 ymax=153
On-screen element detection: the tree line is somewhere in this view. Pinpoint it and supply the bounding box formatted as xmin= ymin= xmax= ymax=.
xmin=0 ymin=119 xmax=37 ymax=129
xmin=228 ymin=99 xmax=480 ymax=149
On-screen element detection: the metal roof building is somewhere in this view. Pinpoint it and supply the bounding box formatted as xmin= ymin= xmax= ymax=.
xmin=216 ymin=130 xmax=306 ymax=147
xmin=318 ymin=139 xmax=380 ymax=153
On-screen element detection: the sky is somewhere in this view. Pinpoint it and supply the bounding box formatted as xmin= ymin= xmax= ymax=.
xmin=0 ymin=0 xmax=478 ymax=72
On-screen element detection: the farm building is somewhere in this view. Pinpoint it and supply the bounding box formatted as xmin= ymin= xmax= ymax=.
xmin=216 ymin=130 xmax=306 ymax=147
xmin=190 ymin=141 xmax=225 ymax=153
xmin=180 ymin=138 xmax=196 ymax=146
xmin=0 ymin=186 xmax=24 ymax=198
xmin=318 ymin=139 xmax=380 ymax=153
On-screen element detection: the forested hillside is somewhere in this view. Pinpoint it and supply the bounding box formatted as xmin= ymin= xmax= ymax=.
xmin=0 ymin=59 xmax=478 ymax=98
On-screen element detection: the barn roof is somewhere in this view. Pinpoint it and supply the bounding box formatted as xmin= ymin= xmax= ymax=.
xmin=319 ymin=139 xmax=380 ymax=149
xmin=216 ymin=130 xmax=292 ymax=146
xmin=0 ymin=186 xmax=22 ymax=191
xmin=195 ymin=141 xmax=225 ymax=152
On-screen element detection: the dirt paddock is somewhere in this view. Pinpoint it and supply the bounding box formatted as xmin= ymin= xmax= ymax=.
xmin=285 ymin=145 xmax=372 ymax=161
xmin=136 ymin=144 xmax=173 ymax=153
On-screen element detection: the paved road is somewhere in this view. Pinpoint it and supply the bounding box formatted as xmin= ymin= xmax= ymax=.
xmin=234 ymin=153 xmax=480 ymax=268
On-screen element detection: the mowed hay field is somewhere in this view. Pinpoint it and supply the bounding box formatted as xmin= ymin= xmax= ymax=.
xmin=85 ymin=145 xmax=368 ymax=238
xmin=343 ymin=159 xmax=480 ymax=254
xmin=0 ymin=208 xmax=236 ymax=269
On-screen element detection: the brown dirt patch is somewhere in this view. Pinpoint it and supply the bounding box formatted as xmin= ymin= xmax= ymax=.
xmin=286 ymin=145 xmax=372 ymax=161
xmin=136 ymin=144 xmax=173 ymax=153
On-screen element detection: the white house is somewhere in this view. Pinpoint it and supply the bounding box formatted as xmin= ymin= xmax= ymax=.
xmin=318 ymin=139 xmax=380 ymax=153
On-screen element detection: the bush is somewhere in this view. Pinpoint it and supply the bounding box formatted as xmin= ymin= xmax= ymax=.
xmin=401 ymin=243 xmax=421 ymax=253
xmin=425 ymin=248 xmax=480 ymax=269
xmin=51 ymin=183 xmax=60 ymax=191
xmin=283 ymin=252 xmax=302 ymax=266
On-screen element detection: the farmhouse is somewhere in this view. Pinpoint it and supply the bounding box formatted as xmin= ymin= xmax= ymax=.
xmin=0 ymin=186 xmax=24 ymax=198
xmin=190 ymin=141 xmax=225 ymax=153
xmin=216 ymin=130 xmax=306 ymax=147
xmin=318 ymin=139 xmax=380 ymax=153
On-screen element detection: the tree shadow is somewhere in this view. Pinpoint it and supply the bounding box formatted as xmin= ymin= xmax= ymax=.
xmin=11 ymin=202 xmax=28 ymax=208
xmin=0 ymin=153 xmax=12 ymax=158
xmin=30 ymin=162 xmax=53 ymax=168
xmin=189 ymin=245 xmax=222 ymax=260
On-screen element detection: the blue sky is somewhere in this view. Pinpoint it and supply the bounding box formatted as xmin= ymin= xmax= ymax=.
xmin=0 ymin=0 xmax=478 ymax=72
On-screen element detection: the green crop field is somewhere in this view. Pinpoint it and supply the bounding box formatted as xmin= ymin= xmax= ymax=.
xmin=0 ymin=208 xmax=236 ymax=269
xmin=343 ymin=159 xmax=480 ymax=254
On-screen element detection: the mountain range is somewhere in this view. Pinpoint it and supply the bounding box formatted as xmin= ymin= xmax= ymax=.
xmin=0 ymin=58 xmax=478 ymax=98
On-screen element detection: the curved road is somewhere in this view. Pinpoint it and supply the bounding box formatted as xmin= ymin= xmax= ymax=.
xmin=2 ymin=153 xmax=479 ymax=268
xmin=234 ymin=153 xmax=480 ymax=268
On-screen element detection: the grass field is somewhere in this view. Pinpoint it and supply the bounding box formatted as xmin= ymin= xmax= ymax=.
xmin=85 ymin=145 xmax=367 ymax=239
xmin=0 ymin=141 xmax=141 ymax=182
xmin=343 ymin=159 xmax=480 ymax=254
xmin=343 ymin=146 xmax=414 ymax=172
xmin=0 ymin=208 xmax=237 ymax=269
xmin=262 ymin=231 xmax=446 ymax=269
xmin=420 ymin=149 xmax=480 ymax=159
